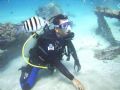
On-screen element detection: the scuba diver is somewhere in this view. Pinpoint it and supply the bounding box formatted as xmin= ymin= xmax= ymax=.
xmin=19 ymin=14 xmax=84 ymax=90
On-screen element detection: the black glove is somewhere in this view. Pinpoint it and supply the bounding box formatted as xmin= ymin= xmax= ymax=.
xmin=74 ymin=60 xmax=81 ymax=72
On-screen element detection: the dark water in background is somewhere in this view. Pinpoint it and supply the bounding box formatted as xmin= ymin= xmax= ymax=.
xmin=0 ymin=0 xmax=120 ymax=23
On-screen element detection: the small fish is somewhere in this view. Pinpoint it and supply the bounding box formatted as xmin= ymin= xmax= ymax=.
xmin=23 ymin=16 xmax=47 ymax=32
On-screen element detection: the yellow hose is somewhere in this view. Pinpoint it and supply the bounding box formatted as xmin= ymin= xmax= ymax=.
xmin=22 ymin=33 xmax=48 ymax=69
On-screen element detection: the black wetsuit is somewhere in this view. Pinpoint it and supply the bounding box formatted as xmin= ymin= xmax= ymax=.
xmin=20 ymin=30 xmax=79 ymax=90
xmin=30 ymin=30 xmax=75 ymax=80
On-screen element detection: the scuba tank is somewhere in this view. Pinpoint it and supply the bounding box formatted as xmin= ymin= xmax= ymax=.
xmin=22 ymin=16 xmax=49 ymax=69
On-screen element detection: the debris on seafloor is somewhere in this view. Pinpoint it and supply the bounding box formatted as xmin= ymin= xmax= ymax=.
xmin=94 ymin=7 xmax=120 ymax=46
xmin=0 ymin=23 xmax=27 ymax=69
xmin=0 ymin=23 xmax=27 ymax=49
xmin=95 ymin=7 xmax=120 ymax=19
xmin=94 ymin=7 xmax=120 ymax=60
xmin=0 ymin=23 xmax=16 ymax=43
xmin=94 ymin=46 xmax=120 ymax=60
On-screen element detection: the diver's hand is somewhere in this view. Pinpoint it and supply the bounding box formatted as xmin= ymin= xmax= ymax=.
xmin=74 ymin=60 xmax=81 ymax=72
xmin=72 ymin=78 xmax=85 ymax=90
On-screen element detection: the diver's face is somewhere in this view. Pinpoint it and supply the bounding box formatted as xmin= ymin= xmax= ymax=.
xmin=55 ymin=19 xmax=72 ymax=37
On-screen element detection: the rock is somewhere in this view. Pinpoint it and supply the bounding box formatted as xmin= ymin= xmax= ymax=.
xmin=95 ymin=7 xmax=120 ymax=46
xmin=0 ymin=23 xmax=28 ymax=69
xmin=0 ymin=23 xmax=27 ymax=49
xmin=0 ymin=23 xmax=17 ymax=48
xmin=94 ymin=46 xmax=120 ymax=60
xmin=95 ymin=6 xmax=120 ymax=19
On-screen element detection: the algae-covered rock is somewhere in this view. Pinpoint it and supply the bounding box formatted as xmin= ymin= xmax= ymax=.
xmin=94 ymin=46 xmax=120 ymax=60
xmin=0 ymin=23 xmax=28 ymax=69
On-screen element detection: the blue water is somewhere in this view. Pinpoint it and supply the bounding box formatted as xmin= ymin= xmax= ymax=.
xmin=0 ymin=0 xmax=119 ymax=24
xmin=0 ymin=0 xmax=51 ymax=23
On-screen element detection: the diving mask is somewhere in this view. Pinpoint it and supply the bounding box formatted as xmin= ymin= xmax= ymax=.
xmin=55 ymin=21 xmax=72 ymax=33
xmin=59 ymin=21 xmax=72 ymax=29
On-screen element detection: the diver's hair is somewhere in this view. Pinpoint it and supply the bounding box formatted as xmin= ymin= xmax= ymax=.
xmin=52 ymin=14 xmax=68 ymax=25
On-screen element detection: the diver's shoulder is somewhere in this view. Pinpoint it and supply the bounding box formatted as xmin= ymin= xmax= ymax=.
xmin=39 ymin=29 xmax=56 ymax=39
xmin=46 ymin=29 xmax=55 ymax=35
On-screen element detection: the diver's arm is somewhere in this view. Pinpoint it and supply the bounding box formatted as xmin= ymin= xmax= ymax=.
xmin=64 ymin=32 xmax=80 ymax=63
xmin=67 ymin=41 xmax=81 ymax=72
xmin=52 ymin=60 xmax=84 ymax=90
xmin=52 ymin=60 xmax=74 ymax=80
xmin=68 ymin=41 xmax=79 ymax=60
